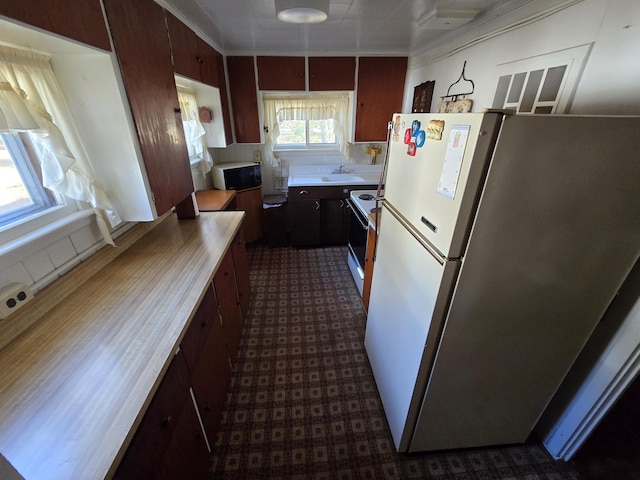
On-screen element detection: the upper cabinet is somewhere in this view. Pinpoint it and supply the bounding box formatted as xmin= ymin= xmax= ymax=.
xmin=309 ymin=57 xmax=356 ymax=91
xmin=0 ymin=0 xmax=111 ymax=51
xmin=166 ymin=11 xmax=201 ymax=81
xmin=257 ymin=56 xmax=305 ymax=90
xmin=227 ymin=56 xmax=261 ymax=144
xmin=355 ymin=57 xmax=408 ymax=142
xmin=103 ymin=0 xmax=194 ymax=216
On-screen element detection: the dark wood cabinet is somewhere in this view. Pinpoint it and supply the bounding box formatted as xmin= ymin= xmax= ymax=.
xmin=289 ymin=187 xmax=321 ymax=247
xmin=362 ymin=224 xmax=377 ymax=312
xmin=197 ymin=37 xmax=221 ymax=87
xmin=217 ymin=55 xmax=234 ymax=145
xmin=309 ymin=57 xmax=356 ymax=91
xmin=235 ymin=186 xmax=264 ymax=243
xmin=213 ymin=249 xmax=244 ymax=364
xmin=116 ymin=239 xmax=250 ymax=478
xmin=103 ymin=0 xmax=194 ymax=216
xmin=165 ymin=11 xmax=201 ymax=81
xmin=231 ymin=232 xmax=251 ymax=319
xmin=227 ymin=56 xmax=261 ymax=143
xmin=355 ymin=57 xmax=408 ymax=142
xmin=0 ymin=0 xmax=111 ymax=51
xmin=257 ymin=56 xmax=305 ymax=90
xmin=290 ymin=185 xmax=376 ymax=247
xmin=114 ymin=350 xmax=207 ymax=479
xmin=321 ymin=197 xmax=349 ymax=245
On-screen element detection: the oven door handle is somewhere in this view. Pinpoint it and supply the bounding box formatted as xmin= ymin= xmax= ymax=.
xmin=347 ymin=200 xmax=369 ymax=230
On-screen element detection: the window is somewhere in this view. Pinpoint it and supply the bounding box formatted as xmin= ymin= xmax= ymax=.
xmin=277 ymin=118 xmax=336 ymax=147
xmin=262 ymin=93 xmax=351 ymax=156
xmin=0 ymin=133 xmax=58 ymax=228
xmin=492 ymin=45 xmax=591 ymax=114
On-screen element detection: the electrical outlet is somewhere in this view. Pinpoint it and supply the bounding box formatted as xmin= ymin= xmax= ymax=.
xmin=0 ymin=283 xmax=33 ymax=319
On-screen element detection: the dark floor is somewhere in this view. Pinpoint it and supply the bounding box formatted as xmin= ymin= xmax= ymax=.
xmin=573 ymin=375 xmax=640 ymax=480
xmin=209 ymin=243 xmax=637 ymax=479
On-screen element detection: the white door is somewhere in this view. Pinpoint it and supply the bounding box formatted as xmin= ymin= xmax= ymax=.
xmin=384 ymin=112 xmax=501 ymax=258
xmin=365 ymin=204 xmax=459 ymax=451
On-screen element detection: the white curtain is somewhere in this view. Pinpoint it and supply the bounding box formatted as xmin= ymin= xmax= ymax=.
xmin=263 ymin=93 xmax=352 ymax=165
xmin=0 ymin=45 xmax=119 ymax=245
xmin=177 ymin=86 xmax=212 ymax=178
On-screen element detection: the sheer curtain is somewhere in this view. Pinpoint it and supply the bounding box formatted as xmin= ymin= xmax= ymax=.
xmin=177 ymin=86 xmax=212 ymax=177
xmin=0 ymin=45 xmax=119 ymax=245
xmin=263 ymin=93 xmax=352 ymax=165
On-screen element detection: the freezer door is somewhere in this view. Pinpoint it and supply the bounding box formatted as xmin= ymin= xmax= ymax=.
xmin=385 ymin=112 xmax=502 ymax=258
xmin=365 ymin=203 xmax=459 ymax=451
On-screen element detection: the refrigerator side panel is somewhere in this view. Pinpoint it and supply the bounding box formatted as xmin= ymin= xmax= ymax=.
xmin=365 ymin=204 xmax=459 ymax=451
xmin=410 ymin=115 xmax=640 ymax=452
xmin=384 ymin=112 xmax=502 ymax=258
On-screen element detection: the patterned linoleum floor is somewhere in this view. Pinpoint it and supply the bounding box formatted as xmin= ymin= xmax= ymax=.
xmin=209 ymin=244 xmax=581 ymax=480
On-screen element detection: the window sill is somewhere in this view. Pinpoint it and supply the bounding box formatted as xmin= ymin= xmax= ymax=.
xmin=0 ymin=208 xmax=96 ymax=258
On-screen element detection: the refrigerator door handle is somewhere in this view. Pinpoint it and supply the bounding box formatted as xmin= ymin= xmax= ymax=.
xmin=384 ymin=202 xmax=446 ymax=265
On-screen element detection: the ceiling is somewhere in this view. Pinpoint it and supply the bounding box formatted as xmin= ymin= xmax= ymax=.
xmin=159 ymin=0 xmax=531 ymax=56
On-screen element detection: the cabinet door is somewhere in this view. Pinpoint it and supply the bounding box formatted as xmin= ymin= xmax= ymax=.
xmin=104 ymin=0 xmax=194 ymax=215
xmin=309 ymin=57 xmax=356 ymax=91
xmin=235 ymin=187 xmax=264 ymax=243
xmin=227 ymin=56 xmax=261 ymax=143
xmin=189 ymin=313 xmax=232 ymax=448
xmin=114 ymin=350 xmax=194 ymax=479
xmin=321 ymin=198 xmax=348 ymax=245
xmin=197 ymin=37 xmax=221 ymax=87
xmin=181 ymin=284 xmax=217 ymax=375
xmin=157 ymin=394 xmax=210 ymax=480
xmin=355 ymin=57 xmax=408 ymax=142
xmin=289 ymin=196 xmax=321 ymax=246
xmin=217 ymin=55 xmax=234 ymax=144
xmin=0 ymin=0 xmax=111 ymax=51
xmin=166 ymin=11 xmax=201 ymax=81
xmin=231 ymin=232 xmax=251 ymax=319
xmin=257 ymin=56 xmax=305 ymax=90
xmin=213 ymin=249 xmax=243 ymax=363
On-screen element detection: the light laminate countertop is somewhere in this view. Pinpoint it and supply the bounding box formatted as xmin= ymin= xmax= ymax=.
xmin=0 ymin=211 xmax=244 ymax=480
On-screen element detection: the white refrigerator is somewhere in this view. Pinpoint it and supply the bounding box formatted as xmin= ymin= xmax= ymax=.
xmin=365 ymin=112 xmax=640 ymax=453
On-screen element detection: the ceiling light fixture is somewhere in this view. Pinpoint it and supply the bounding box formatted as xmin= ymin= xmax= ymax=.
xmin=418 ymin=7 xmax=479 ymax=30
xmin=275 ymin=0 xmax=329 ymax=24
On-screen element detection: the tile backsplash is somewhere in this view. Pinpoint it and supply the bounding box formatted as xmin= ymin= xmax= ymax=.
xmin=210 ymin=143 xmax=387 ymax=195
xmin=0 ymin=213 xmax=133 ymax=294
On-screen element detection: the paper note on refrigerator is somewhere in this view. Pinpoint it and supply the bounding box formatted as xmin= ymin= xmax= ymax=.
xmin=437 ymin=125 xmax=470 ymax=199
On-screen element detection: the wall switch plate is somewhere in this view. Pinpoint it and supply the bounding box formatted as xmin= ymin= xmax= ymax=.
xmin=0 ymin=283 xmax=33 ymax=319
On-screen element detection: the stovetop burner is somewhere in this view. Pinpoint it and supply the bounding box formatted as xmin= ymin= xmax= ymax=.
xmin=359 ymin=193 xmax=375 ymax=201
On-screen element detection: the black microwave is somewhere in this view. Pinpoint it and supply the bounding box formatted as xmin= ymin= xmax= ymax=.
xmin=211 ymin=162 xmax=262 ymax=190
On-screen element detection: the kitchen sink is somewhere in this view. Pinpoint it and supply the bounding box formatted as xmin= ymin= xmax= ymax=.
xmin=321 ymin=174 xmax=365 ymax=183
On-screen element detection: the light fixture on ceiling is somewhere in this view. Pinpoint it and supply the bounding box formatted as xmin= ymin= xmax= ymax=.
xmin=418 ymin=7 xmax=479 ymax=30
xmin=275 ymin=0 xmax=329 ymax=24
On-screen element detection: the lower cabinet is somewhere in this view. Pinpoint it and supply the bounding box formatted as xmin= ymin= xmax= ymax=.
xmin=235 ymin=186 xmax=264 ymax=243
xmin=114 ymin=349 xmax=209 ymax=480
xmin=115 ymin=240 xmax=250 ymax=478
xmin=289 ymin=185 xmax=376 ymax=247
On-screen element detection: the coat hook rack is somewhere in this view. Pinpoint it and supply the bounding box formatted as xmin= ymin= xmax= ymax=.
xmin=441 ymin=61 xmax=475 ymax=100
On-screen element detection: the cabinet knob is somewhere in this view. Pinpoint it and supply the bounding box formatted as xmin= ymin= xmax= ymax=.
xmin=299 ymin=190 xmax=309 ymax=195
xmin=162 ymin=415 xmax=173 ymax=427
xmin=315 ymin=201 xmax=320 ymax=210
xmin=174 ymin=107 xmax=181 ymax=113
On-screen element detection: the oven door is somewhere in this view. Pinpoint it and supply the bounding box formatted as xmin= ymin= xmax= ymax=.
xmin=347 ymin=199 xmax=369 ymax=293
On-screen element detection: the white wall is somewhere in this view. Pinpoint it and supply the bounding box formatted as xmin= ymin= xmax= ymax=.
xmin=404 ymin=0 xmax=640 ymax=116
